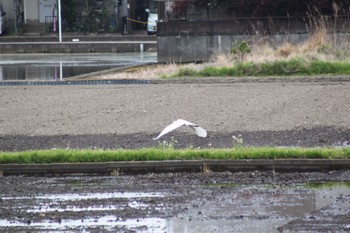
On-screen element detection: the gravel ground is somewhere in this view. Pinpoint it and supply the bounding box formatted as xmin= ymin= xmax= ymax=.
xmin=0 ymin=79 xmax=350 ymax=150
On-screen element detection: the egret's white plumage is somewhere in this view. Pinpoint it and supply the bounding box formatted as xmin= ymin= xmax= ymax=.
xmin=153 ymin=119 xmax=207 ymax=140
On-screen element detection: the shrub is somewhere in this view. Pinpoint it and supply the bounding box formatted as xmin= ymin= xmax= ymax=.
xmin=230 ymin=41 xmax=252 ymax=63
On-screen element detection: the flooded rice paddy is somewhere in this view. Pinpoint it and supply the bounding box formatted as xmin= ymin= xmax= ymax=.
xmin=0 ymin=172 xmax=350 ymax=232
xmin=0 ymin=53 xmax=156 ymax=81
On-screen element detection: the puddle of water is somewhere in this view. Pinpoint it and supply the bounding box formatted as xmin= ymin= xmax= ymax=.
xmin=305 ymin=181 xmax=350 ymax=189
xmin=0 ymin=216 xmax=166 ymax=232
xmin=166 ymin=182 xmax=350 ymax=233
xmin=1 ymin=191 xmax=164 ymax=201
xmin=1 ymin=182 xmax=349 ymax=232
xmin=1 ymin=191 xmax=167 ymax=232
xmin=0 ymin=53 xmax=156 ymax=81
xmin=25 ymin=201 xmax=151 ymax=213
xmin=304 ymin=181 xmax=350 ymax=210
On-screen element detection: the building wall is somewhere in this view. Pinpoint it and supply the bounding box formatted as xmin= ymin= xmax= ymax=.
xmin=25 ymin=0 xmax=39 ymax=23
xmin=1 ymin=0 xmax=14 ymax=20
xmin=1 ymin=0 xmax=53 ymax=23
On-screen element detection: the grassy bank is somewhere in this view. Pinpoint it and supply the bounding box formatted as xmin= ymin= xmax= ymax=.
xmin=170 ymin=59 xmax=350 ymax=78
xmin=0 ymin=147 xmax=349 ymax=164
xmin=99 ymin=27 xmax=350 ymax=80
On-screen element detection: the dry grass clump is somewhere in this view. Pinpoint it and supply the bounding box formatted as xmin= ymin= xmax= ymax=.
xmin=275 ymin=42 xmax=299 ymax=58
xmin=93 ymin=63 xmax=178 ymax=80
xmin=302 ymin=27 xmax=328 ymax=52
xmin=243 ymin=26 xmax=338 ymax=64
xmin=93 ymin=61 xmax=207 ymax=80
xmin=248 ymin=42 xmax=276 ymax=62
xmin=209 ymin=52 xmax=235 ymax=67
xmin=208 ymin=24 xmax=337 ymax=67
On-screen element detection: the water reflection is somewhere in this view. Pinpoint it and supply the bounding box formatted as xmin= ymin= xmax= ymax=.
xmin=0 ymin=53 xmax=156 ymax=81
xmin=166 ymin=182 xmax=350 ymax=233
xmin=0 ymin=181 xmax=349 ymax=232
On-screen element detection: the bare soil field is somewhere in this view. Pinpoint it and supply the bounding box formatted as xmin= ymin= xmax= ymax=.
xmin=0 ymin=79 xmax=350 ymax=150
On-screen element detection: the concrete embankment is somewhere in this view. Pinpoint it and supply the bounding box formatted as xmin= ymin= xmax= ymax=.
xmin=1 ymin=159 xmax=350 ymax=176
xmin=0 ymin=35 xmax=156 ymax=53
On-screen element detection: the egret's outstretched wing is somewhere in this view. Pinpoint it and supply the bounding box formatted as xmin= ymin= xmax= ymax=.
xmin=153 ymin=119 xmax=185 ymax=140
xmin=153 ymin=119 xmax=207 ymax=140
xmin=174 ymin=119 xmax=207 ymax=137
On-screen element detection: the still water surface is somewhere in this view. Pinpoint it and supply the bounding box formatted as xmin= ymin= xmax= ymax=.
xmin=0 ymin=53 xmax=156 ymax=81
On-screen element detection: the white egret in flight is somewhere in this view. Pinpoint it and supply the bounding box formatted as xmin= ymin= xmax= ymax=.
xmin=154 ymin=119 xmax=207 ymax=140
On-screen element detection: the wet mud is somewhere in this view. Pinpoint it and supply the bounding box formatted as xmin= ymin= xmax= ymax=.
xmin=1 ymin=171 xmax=350 ymax=232
xmin=1 ymin=126 xmax=349 ymax=151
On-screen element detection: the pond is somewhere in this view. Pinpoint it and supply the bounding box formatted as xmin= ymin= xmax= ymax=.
xmin=0 ymin=52 xmax=157 ymax=81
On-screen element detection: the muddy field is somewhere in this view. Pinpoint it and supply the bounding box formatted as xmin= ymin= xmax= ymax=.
xmin=0 ymin=171 xmax=350 ymax=232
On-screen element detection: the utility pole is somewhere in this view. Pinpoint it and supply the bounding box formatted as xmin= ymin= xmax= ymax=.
xmin=58 ymin=0 xmax=62 ymax=42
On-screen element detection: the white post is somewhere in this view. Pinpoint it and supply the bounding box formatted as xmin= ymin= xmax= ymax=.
xmin=140 ymin=43 xmax=144 ymax=52
xmin=58 ymin=0 xmax=62 ymax=42
xmin=59 ymin=61 xmax=63 ymax=80
xmin=24 ymin=0 xmax=27 ymax=24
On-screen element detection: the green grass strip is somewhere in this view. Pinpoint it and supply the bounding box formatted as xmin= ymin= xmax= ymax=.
xmin=0 ymin=147 xmax=349 ymax=164
xmin=169 ymin=58 xmax=350 ymax=78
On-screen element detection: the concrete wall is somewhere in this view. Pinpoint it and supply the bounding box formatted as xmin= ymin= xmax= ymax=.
xmin=157 ymin=18 xmax=350 ymax=62
xmin=157 ymin=33 xmax=310 ymax=63
xmin=0 ymin=35 xmax=157 ymax=53
xmin=0 ymin=42 xmax=156 ymax=53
